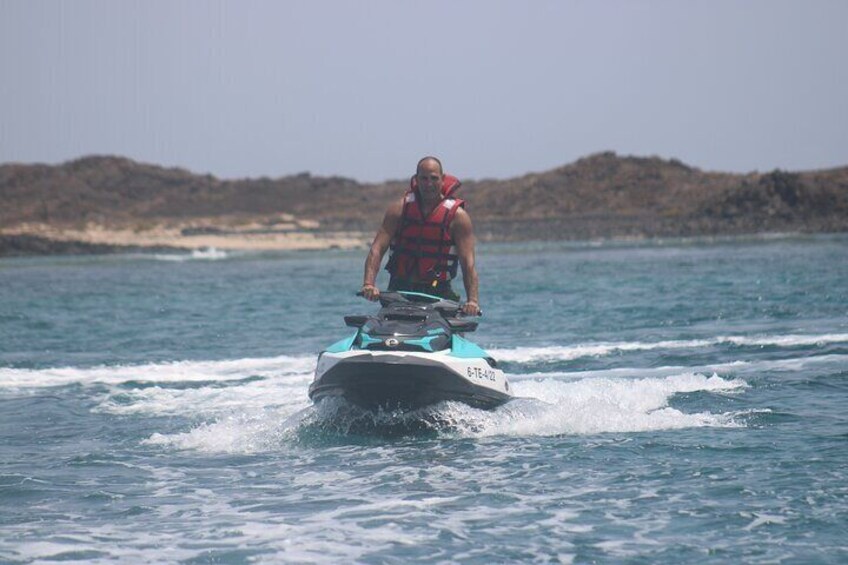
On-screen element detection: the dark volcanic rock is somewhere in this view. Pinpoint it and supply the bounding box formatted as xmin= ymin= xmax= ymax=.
xmin=694 ymin=169 xmax=848 ymax=234
xmin=0 ymin=234 xmax=176 ymax=257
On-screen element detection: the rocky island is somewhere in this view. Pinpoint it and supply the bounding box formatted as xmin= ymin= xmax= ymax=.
xmin=1 ymin=152 xmax=846 ymax=256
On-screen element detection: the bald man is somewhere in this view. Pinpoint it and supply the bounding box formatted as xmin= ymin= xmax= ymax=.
xmin=360 ymin=156 xmax=481 ymax=316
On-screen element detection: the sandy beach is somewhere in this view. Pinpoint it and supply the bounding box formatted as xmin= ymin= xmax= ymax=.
xmin=1 ymin=218 xmax=370 ymax=254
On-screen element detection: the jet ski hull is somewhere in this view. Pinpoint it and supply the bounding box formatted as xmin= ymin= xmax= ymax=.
xmin=310 ymin=350 xmax=512 ymax=410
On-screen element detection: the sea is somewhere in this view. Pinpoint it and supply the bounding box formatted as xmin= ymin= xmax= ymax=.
xmin=1 ymin=234 xmax=847 ymax=564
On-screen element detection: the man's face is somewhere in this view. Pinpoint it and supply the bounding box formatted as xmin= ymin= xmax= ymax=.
xmin=416 ymin=160 xmax=444 ymax=201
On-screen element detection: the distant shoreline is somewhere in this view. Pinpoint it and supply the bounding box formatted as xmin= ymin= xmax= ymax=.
xmin=2 ymin=225 xmax=842 ymax=259
xmin=3 ymin=152 xmax=846 ymax=257
xmin=0 ymin=223 xmax=370 ymax=258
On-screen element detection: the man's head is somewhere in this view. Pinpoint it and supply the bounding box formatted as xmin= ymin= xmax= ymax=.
xmin=415 ymin=156 xmax=444 ymax=202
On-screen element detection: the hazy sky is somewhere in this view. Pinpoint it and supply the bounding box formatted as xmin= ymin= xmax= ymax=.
xmin=2 ymin=0 xmax=846 ymax=182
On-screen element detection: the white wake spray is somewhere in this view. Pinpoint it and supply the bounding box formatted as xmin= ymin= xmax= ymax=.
xmin=3 ymin=331 xmax=843 ymax=451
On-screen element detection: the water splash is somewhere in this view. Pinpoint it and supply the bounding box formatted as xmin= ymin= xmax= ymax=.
xmin=141 ymin=371 xmax=746 ymax=453
xmin=152 ymin=247 xmax=230 ymax=262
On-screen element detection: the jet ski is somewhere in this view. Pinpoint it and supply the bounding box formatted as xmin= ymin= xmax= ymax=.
xmin=309 ymin=291 xmax=513 ymax=411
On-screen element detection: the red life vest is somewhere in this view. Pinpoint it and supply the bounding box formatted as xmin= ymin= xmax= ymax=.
xmin=387 ymin=174 xmax=465 ymax=284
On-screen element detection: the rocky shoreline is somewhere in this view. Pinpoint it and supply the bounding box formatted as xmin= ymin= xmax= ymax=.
xmin=0 ymin=233 xmax=174 ymax=257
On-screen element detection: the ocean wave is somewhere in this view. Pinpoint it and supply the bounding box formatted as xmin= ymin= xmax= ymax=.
xmin=507 ymin=353 xmax=848 ymax=382
xmin=489 ymin=333 xmax=848 ymax=363
xmin=153 ymin=247 xmax=230 ymax=262
xmin=0 ymin=355 xmax=316 ymax=389
xmin=95 ymin=373 xmax=310 ymax=417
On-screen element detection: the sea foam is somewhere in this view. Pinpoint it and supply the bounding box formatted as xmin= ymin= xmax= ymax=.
xmin=152 ymin=247 xmax=230 ymax=262
xmin=141 ymin=371 xmax=747 ymax=453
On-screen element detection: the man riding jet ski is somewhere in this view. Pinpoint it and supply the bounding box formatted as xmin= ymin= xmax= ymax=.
xmin=359 ymin=156 xmax=481 ymax=316
xmin=309 ymin=291 xmax=512 ymax=410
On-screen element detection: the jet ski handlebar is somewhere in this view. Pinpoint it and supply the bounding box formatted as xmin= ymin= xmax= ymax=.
xmin=356 ymin=289 xmax=481 ymax=316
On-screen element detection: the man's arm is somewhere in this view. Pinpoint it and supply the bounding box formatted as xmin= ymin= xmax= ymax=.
xmin=361 ymin=198 xmax=403 ymax=301
xmin=451 ymin=207 xmax=481 ymax=315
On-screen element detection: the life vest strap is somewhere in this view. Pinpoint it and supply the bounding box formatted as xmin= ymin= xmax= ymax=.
xmin=390 ymin=247 xmax=459 ymax=261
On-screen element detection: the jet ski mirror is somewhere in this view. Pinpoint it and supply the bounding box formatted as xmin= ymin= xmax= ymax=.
xmin=344 ymin=315 xmax=369 ymax=328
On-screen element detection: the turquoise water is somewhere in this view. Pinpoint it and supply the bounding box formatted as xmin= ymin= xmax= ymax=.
xmin=1 ymin=236 xmax=847 ymax=563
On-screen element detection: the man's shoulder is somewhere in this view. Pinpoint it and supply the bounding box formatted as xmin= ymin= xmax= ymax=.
xmin=452 ymin=205 xmax=471 ymax=221
xmin=450 ymin=205 xmax=473 ymax=235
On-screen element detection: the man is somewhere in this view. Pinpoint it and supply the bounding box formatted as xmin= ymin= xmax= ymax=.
xmin=360 ymin=156 xmax=481 ymax=316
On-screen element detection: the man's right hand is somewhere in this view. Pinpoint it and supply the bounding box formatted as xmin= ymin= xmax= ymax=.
xmin=360 ymin=284 xmax=380 ymax=301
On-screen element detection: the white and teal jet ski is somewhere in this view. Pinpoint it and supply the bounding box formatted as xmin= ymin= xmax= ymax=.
xmin=309 ymin=291 xmax=513 ymax=410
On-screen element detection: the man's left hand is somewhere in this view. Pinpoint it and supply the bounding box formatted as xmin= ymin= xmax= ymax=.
xmin=461 ymin=301 xmax=481 ymax=316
